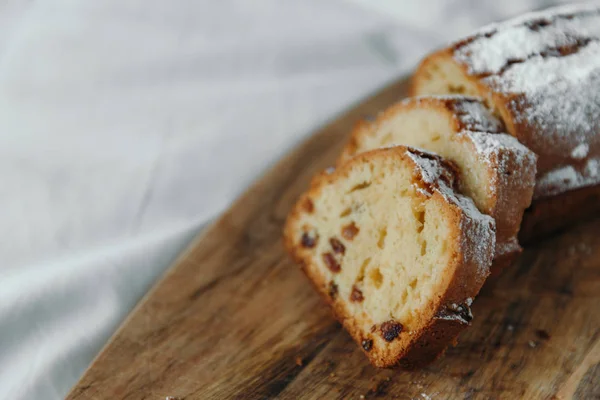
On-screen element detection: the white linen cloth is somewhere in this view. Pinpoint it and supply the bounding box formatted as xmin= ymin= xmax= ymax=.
xmin=0 ymin=0 xmax=574 ymax=398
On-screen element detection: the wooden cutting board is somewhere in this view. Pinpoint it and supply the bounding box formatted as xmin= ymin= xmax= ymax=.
xmin=67 ymin=76 xmax=600 ymax=400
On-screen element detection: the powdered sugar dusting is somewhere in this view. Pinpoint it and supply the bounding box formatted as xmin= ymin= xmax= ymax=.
xmin=486 ymin=42 xmax=600 ymax=153
xmin=406 ymin=148 xmax=464 ymax=206
xmin=463 ymin=130 xmax=535 ymax=166
xmin=453 ymin=99 xmax=504 ymax=133
xmin=535 ymin=156 xmax=600 ymax=198
xmin=457 ymin=9 xmax=600 ymax=75
xmin=406 ymin=148 xmax=489 ymax=222
xmin=571 ymin=143 xmax=589 ymax=159
xmin=495 ymin=236 xmax=521 ymax=257
xmin=456 ymin=198 xmax=495 ymax=277
xmin=459 ymin=130 xmax=537 ymax=194
xmin=407 ymin=95 xmax=504 ymax=133
xmin=406 ymin=148 xmax=495 ymax=274
xmin=451 ymin=3 xmax=600 ymax=196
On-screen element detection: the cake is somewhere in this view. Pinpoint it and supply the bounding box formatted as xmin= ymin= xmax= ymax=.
xmin=411 ymin=3 xmax=600 ymax=207
xmin=284 ymin=146 xmax=495 ymax=368
xmin=339 ymin=96 xmax=537 ymax=271
xmin=284 ymin=3 xmax=600 ymax=368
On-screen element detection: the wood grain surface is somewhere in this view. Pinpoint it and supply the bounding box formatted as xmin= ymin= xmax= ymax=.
xmin=67 ymin=77 xmax=600 ymax=400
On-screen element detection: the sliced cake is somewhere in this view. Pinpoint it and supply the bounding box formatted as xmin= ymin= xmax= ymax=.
xmin=340 ymin=96 xmax=537 ymax=270
xmin=411 ymin=3 xmax=600 ymax=204
xmin=284 ymin=146 xmax=495 ymax=368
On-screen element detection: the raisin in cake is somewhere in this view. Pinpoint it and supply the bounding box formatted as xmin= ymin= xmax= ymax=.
xmin=284 ymin=146 xmax=495 ymax=368
xmin=411 ymin=3 xmax=600 ymax=239
xmin=339 ymin=96 xmax=537 ymax=271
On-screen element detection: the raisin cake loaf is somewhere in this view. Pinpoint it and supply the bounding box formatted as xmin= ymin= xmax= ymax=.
xmin=339 ymin=96 xmax=537 ymax=271
xmin=411 ymin=3 xmax=600 ymax=240
xmin=284 ymin=146 xmax=495 ymax=368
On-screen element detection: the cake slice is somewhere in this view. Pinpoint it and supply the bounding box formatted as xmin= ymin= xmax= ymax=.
xmin=284 ymin=146 xmax=495 ymax=368
xmin=340 ymin=96 xmax=537 ymax=271
xmin=411 ymin=3 xmax=600 ymax=202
